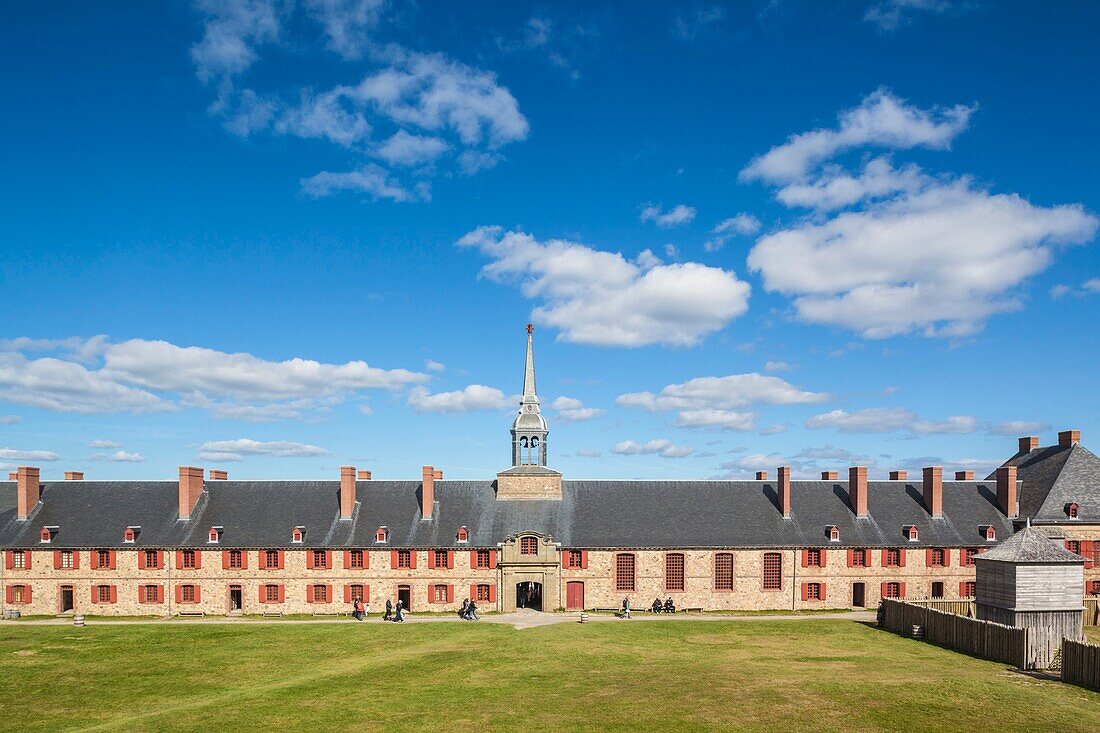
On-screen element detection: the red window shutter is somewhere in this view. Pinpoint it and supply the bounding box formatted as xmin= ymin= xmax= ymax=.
xmin=390 ymin=550 xmax=399 ymax=569
xmin=943 ymin=548 xmax=950 ymax=567
xmin=157 ymin=585 xmax=164 ymax=603
xmin=880 ymin=582 xmax=888 ymax=599
xmin=847 ymin=549 xmax=854 ymax=567
xmin=446 ymin=550 xmax=454 ymax=569
xmin=307 ymin=585 xmax=314 ymax=603
xmin=138 ymin=551 xmax=146 ymax=570
xmin=470 ymin=584 xmax=477 ymax=600
xmin=899 ymin=582 xmax=906 ymax=598
xmin=324 ymin=551 xmax=332 ymax=569
xmin=54 ymin=551 xmax=62 ymax=570
xmin=427 ymin=550 xmax=436 ymax=568
xmin=898 ymin=549 xmax=906 ymax=568
xmin=325 ymin=584 xmax=332 ymax=603
xmin=259 ymin=551 xmax=267 ymax=570
xmin=277 ymin=551 xmax=285 ymax=570
xmin=472 ymin=550 xmax=481 ymax=569
xmin=193 ymin=552 xmax=201 ymax=570
xmin=278 ymin=585 xmax=285 ymax=603
xmin=409 ymin=551 xmax=417 ymax=569
xmin=73 ymin=551 xmax=81 ymax=570
xmin=239 ymin=551 xmax=248 ymax=570
xmin=259 ymin=586 xmax=267 ymax=604
xmin=176 ymin=585 xmax=183 ymax=604
xmin=4 ymin=586 xmax=11 ymax=604
xmin=194 ymin=585 xmax=202 ymax=603
xmin=90 ymin=551 xmax=99 ymax=570
xmin=427 ymin=586 xmax=433 ymax=603
xmin=343 ymin=550 xmax=352 ymax=569
xmin=561 ymin=552 xmax=569 ymax=569
xmin=175 ymin=551 xmax=183 ymax=570
xmin=820 ymin=583 xmax=827 ymax=601
xmin=489 ymin=584 xmax=497 ymax=603
xmin=820 ymin=550 xmax=827 ymax=568
xmin=959 ymin=581 xmax=968 ymax=597
xmin=344 ymin=585 xmax=352 ymax=604
xmin=90 ymin=586 xmax=98 ymax=604
xmin=801 ymin=549 xmax=808 ymax=568
xmin=1083 ymin=541 xmax=1094 ymax=569
xmin=490 ymin=550 xmax=498 ymax=569
xmin=446 ymin=584 xmax=453 ymax=603
xmin=926 ymin=548 xmax=933 ymax=567
xmin=3 ymin=551 xmax=12 ymax=570
xmin=307 ymin=551 xmax=315 ymax=570
xmin=222 ymin=551 xmax=230 ymax=570
xmin=363 ymin=585 xmax=371 ymax=602
xmin=109 ymin=586 xmax=117 ymax=603
xmin=880 ymin=549 xmax=888 ymax=567
xmin=25 ymin=586 xmax=32 ymax=603
xmin=800 ymin=582 xmax=808 ymax=601
xmin=958 ymin=548 xmax=966 ymax=565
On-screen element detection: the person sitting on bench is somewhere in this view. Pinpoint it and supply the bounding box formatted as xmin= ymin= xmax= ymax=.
xmin=616 ymin=597 xmax=632 ymax=619
xmin=663 ymin=597 xmax=675 ymax=614
xmin=651 ymin=597 xmax=663 ymax=613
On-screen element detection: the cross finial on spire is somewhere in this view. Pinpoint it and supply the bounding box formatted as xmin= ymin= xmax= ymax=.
xmin=526 ymin=323 xmax=533 ymax=334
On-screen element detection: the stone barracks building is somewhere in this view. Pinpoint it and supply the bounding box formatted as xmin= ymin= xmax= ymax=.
xmin=1 ymin=327 xmax=1098 ymax=617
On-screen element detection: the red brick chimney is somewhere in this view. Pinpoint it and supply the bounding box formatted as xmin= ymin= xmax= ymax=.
xmin=434 ymin=468 xmax=443 ymax=480
xmin=1059 ymin=430 xmax=1081 ymax=448
xmin=7 ymin=471 xmax=16 ymax=480
xmin=777 ymin=466 xmax=791 ymax=518
xmin=954 ymin=470 xmax=973 ymax=480
xmin=849 ymin=466 xmax=868 ymax=517
xmin=16 ymin=466 xmax=40 ymax=520
xmin=421 ymin=465 xmax=436 ymax=520
xmin=821 ymin=470 xmax=838 ymax=480
xmin=357 ymin=469 xmax=372 ymax=480
xmin=339 ymin=466 xmax=356 ymax=520
xmin=1018 ymin=436 xmax=1039 ymax=454
xmin=64 ymin=471 xmax=84 ymax=481
xmin=996 ymin=465 xmax=1018 ymax=517
xmin=755 ymin=470 xmax=767 ymax=481
xmin=889 ymin=470 xmax=907 ymax=481
xmin=178 ymin=466 xmax=205 ymax=520
xmin=923 ymin=466 xmax=943 ymax=517
xmin=209 ymin=469 xmax=228 ymax=480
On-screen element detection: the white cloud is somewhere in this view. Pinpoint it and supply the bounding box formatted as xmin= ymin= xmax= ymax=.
xmin=300 ymin=164 xmax=425 ymax=202
xmin=704 ymin=214 xmax=762 ymax=252
xmin=0 ymin=448 xmax=61 ymax=462
xmin=865 ymin=0 xmax=953 ymax=31
xmin=1050 ymin=284 xmax=1072 ymax=299
xmin=458 ymin=226 xmax=751 ymax=347
xmin=358 ymin=404 xmax=373 ymax=416
xmin=550 ymin=396 xmax=604 ymax=422
xmin=0 ymin=337 xmax=428 ymax=419
xmin=618 ymin=373 xmax=828 ymax=411
xmin=743 ymin=90 xmax=1098 ymax=339
xmin=0 ymin=415 xmax=21 ymax=425
xmin=407 ymin=384 xmax=509 ymax=414
xmin=424 ymin=359 xmax=446 ymax=372
xmin=640 ymin=204 xmax=697 ymax=228
xmin=672 ymin=4 xmax=726 ymax=41
xmin=190 ymin=0 xmax=283 ymax=83
xmin=372 ymin=130 xmax=450 ymax=167
xmin=304 ymin=0 xmax=384 ymax=60
xmin=764 ymin=361 xmax=791 ymax=372
xmin=611 ymin=439 xmax=694 ymax=458
xmin=197 ymin=438 xmax=327 ymax=462
xmin=88 ymin=450 xmax=144 ymax=463
xmin=274 ymin=88 xmax=372 ymax=147
xmin=740 ymin=88 xmax=974 ymax=185
xmin=575 ymin=449 xmax=602 ymax=458
xmin=674 ymin=409 xmax=756 ymax=431
xmin=1085 ymin=278 xmax=1100 ymax=293
xmin=760 ymin=424 xmax=788 ymax=435
xmin=805 ymin=408 xmax=978 ymax=435
xmin=989 ymin=420 xmax=1050 ymax=436
xmin=89 ymin=440 xmax=121 ymax=449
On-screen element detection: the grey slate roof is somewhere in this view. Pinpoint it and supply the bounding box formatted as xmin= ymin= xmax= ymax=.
xmin=0 ymin=476 xmax=1015 ymax=550
xmin=989 ymin=442 xmax=1100 ymax=523
xmin=974 ymin=523 xmax=1086 ymax=564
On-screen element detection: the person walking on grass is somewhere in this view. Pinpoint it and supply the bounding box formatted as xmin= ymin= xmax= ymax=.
xmin=394 ymin=598 xmax=405 ymax=622
xmin=383 ymin=598 xmax=393 ymax=622
xmin=468 ymin=599 xmax=479 ymax=621
xmin=459 ymin=598 xmax=469 ymax=620
xmin=352 ymin=596 xmax=364 ymax=621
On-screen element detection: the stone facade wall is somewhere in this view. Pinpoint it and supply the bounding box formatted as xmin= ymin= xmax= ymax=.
xmin=495 ymin=474 xmax=562 ymax=500
xmin=3 ymin=539 xmax=1095 ymax=617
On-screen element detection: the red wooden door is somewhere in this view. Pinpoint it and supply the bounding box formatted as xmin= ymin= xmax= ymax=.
xmin=566 ymin=581 xmax=585 ymax=610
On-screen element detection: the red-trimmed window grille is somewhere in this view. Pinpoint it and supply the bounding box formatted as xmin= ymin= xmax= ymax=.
xmin=566 ymin=550 xmax=583 ymax=569
xmin=930 ymin=548 xmax=946 ymax=567
xmin=615 ymin=553 xmax=635 ymax=592
xmin=96 ymin=550 xmax=112 ymax=568
xmin=97 ymin=585 xmax=113 ymax=603
xmin=228 ymin=550 xmax=243 ymax=569
xmin=349 ymin=550 xmax=365 ymax=569
xmin=805 ymin=582 xmax=822 ymax=601
xmin=475 ymin=584 xmax=491 ymax=602
xmin=476 ymin=549 xmax=492 ymax=569
xmin=12 ymin=550 xmax=26 ymax=569
xmin=884 ymin=582 xmax=901 ymax=599
xmin=884 ymin=548 xmax=901 ymax=567
xmin=456 ymin=527 xmax=468 ymax=543
xmin=397 ymin=550 xmax=412 ymax=569
xmin=141 ymin=585 xmax=159 ymax=603
xmin=665 ymin=553 xmax=685 ymax=592
xmin=961 ymin=581 xmax=976 ymax=598
xmin=311 ymin=550 xmax=328 ymax=569
xmin=376 ymin=527 xmax=388 ymax=543
xmin=59 ymin=550 xmax=74 ymax=569
xmin=1066 ymin=540 xmax=1081 ymax=556
xmin=1067 ymin=503 xmax=1079 ymax=519
xmin=181 ymin=585 xmax=197 ymax=603
xmin=962 ymin=548 xmax=978 ymax=566
xmin=714 ymin=553 xmax=734 ymax=591
xmin=144 ymin=550 xmax=159 ymax=569
xmin=520 ymin=536 xmax=538 ymax=555
xmin=431 ymin=551 xmax=448 ymax=569
xmin=181 ymin=550 xmax=197 ymax=569
xmin=349 ymin=584 xmax=365 ymax=603
xmin=11 ymin=585 xmax=28 ymax=603
xmin=311 ymin=584 xmax=329 ymax=603
xmin=806 ymin=549 xmax=823 ymax=567
xmin=762 ymin=552 xmax=782 ymax=590
xmin=1088 ymin=580 xmax=1100 ymax=596
xmin=264 ymin=550 xmax=280 ymax=568
xmin=264 ymin=584 xmax=281 ymax=602
xmin=852 ymin=549 xmax=869 ymax=567
xmin=433 ymin=584 xmax=448 ymax=603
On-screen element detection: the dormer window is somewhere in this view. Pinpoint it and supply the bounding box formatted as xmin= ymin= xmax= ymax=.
xmin=375 ymin=526 xmax=388 ymax=544
xmin=456 ymin=526 xmax=468 ymax=544
xmin=291 ymin=527 xmax=304 ymax=544
xmin=983 ymin=525 xmax=996 ymax=541
xmin=207 ymin=526 xmax=222 ymax=543
xmin=520 ymin=536 xmax=538 ymax=555
xmin=905 ymin=526 xmax=919 ymax=542
xmin=1066 ymin=503 xmax=1080 ymax=519
xmin=827 ymin=525 xmax=840 ymax=542
xmin=123 ymin=526 xmax=140 ymax=543
xmin=39 ymin=526 xmax=55 ymax=543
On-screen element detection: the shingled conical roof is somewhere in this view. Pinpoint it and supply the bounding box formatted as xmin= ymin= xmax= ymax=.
xmin=974 ymin=522 xmax=1085 ymax=564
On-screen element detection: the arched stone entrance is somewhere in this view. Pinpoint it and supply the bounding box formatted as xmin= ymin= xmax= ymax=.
xmin=516 ymin=580 xmax=543 ymax=611
xmin=497 ymin=532 xmax=561 ymax=612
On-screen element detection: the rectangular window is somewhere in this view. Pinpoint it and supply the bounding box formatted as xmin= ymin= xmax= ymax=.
xmin=60 ymin=550 xmax=74 ymax=569
xmin=884 ymin=548 xmax=901 ymax=567
xmin=264 ymin=584 xmax=280 ymax=602
xmin=805 ymin=582 xmax=822 ymax=601
xmin=714 ymin=553 xmax=734 ymax=591
xmin=520 ymin=537 xmax=538 ymax=555
xmin=665 ymin=553 xmax=685 ymax=592
xmin=12 ymin=551 xmax=26 ymax=569
xmin=476 ymin=549 xmax=492 ymax=569
xmin=97 ymin=585 xmax=112 ymax=603
xmin=1066 ymin=540 xmax=1081 ymax=555
xmin=431 ymin=551 xmax=448 ymax=569
xmin=141 ymin=585 xmax=159 ymax=603
xmin=962 ymin=548 xmax=978 ymax=566
xmin=475 ymin=584 xmax=491 ymax=602
xmin=312 ymin=550 xmax=328 ymax=569
xmin=433 ymin=584 xmax=448 ymax=602
xmin=311 ymin=585 xmax=329 ymax=603
xmin=349 ymin=550 xmax=365 ymax=569
xmin=12 ymin=585 xmax=27 ymax=603
xmin=852 ymin=549 xmax=869 ymax=567
xmin=806 ymin=549 xmax=822 ymax=567
xmin=930 ymin=548 xmax=946 ymax=567
xmin=566 ymin=550 xmax=583 ymax=569
xmin=265 ymin=550 xmax=280 ymax=568
xmin=228 ymin=550 xmax=243 ymax=569
xmin=615 ymin=553 xmax=635 ymax=592
xmin=762 ymin=552 xmax=782 ymax=591
xmin=96 ymin=550 xmax=111 ymax=568
xmin=931 ymin=582 xmax=944 ymax=599
xmin=181 ymin=585 xmax=196 ymax=603
xmin=181 ymin=550 xmax=197 ymax=569
xmin=961 ymin=581 xmax=976 ymax=598
xmin=349 ymin=584 xmax=365 ymax=602
xmin=397 ymin=550 xmax=412 ymax=568
xmin=1088 ymin=580 xmax=1100 ymax=596
xmin=143 ymin=550 xmax=159 ymax=569
xmin=884 ymin=582 xmax=901 ymax=599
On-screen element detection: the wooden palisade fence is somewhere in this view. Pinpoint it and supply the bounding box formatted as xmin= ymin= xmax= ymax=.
xmin=1084 ymin=598 xmax=1099 ymax=627
xmin=1061 ymin=638 xmax=1100 ymax=691
xmin=882 ymin=599 xmax=1029 ymax=668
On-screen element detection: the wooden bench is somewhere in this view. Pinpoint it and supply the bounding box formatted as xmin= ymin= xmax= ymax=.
xmin=261 ymin=611 xmax=283 ymax=618
xmin=177 ymin=611 xmax=205 ymax=619
xmin=682 ymin=607 xmax=703 ymax=614
xmin=311 ymin=612 xmax=340 ymax=618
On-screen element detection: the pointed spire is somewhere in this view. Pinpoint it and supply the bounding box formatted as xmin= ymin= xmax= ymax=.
xmin=522 ymin=323 xmax=538 ymax=404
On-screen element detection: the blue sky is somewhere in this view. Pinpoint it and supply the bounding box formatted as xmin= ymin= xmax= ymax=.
xmin=1 ymin=1 xmax=1098 ymax=481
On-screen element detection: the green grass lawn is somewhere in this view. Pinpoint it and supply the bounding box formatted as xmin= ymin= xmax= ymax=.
xmin=2 ymin=619 xmax=1097 ymax=733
